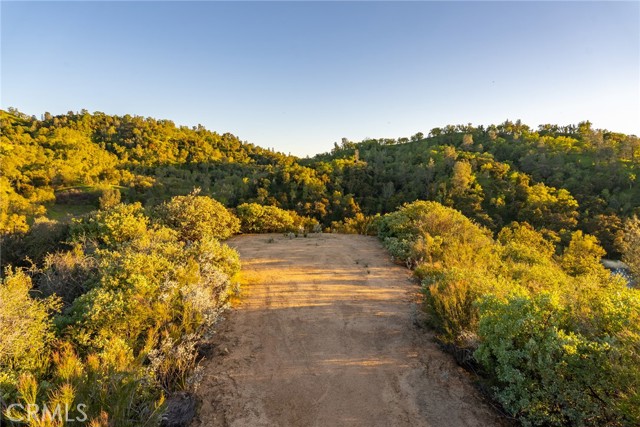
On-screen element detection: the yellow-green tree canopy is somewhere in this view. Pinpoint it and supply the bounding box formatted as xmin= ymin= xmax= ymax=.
xmin=155 ymin=190 xmax=240 ymax=241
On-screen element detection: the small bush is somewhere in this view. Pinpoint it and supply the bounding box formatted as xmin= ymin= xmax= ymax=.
xmin=331 ymin=213 xmax=380 ymax=235
xmin=423 ymin=268 xmax=492 ymax=344
xmin=148 ymin=334 xmax=202 ymax=393
xmin=70 ymin=202 xmax=149 ymax=248
xmin=98 ymin=187 xmax=121 ymax=210
xmin=37 ymin=244 xmax=98 ymax=305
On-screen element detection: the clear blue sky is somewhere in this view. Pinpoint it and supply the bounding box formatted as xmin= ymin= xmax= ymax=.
xmin=2 ymin=1 xmax=638 ymax=156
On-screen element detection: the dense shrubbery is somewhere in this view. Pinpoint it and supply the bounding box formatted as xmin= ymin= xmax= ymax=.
xmin=236 ymin=203 xmax=294 ymax=232
xmin=0 ymin=269 xmax=61 ymax=393
xmin=378 ymin=200 xmax=495 ymax=270
xmin=477 ymin=289 xmax=640 ymax=425
xmin=0 ymin=195 xmax=240 ymax=425
xmin=235 ymin=202 xmax=318 ymax=233
xmin=330 ymin=213 xmax=380 ymax=235
xmin=0 ymin=109 xmax=364 ymax=239
xmin=154 ymin=189 xmax=240 ymax=241
xmin=379 ymin=200 xmax=640 ymax=426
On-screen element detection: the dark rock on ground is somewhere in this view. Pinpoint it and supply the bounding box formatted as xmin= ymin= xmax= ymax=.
xmin=161 ymin=392 xmax=198 ymax=427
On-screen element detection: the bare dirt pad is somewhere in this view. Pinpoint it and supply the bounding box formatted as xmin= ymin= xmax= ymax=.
xmin=193 ymin=234 xmax=504 ymax=427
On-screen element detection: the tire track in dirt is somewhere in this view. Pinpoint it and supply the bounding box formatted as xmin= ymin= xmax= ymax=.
xmin=193 ymin=234 xmax=504 ymax=427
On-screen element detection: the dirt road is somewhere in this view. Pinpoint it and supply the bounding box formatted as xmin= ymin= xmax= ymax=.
xmin=193 ymin=234 xmax=503 ymax=427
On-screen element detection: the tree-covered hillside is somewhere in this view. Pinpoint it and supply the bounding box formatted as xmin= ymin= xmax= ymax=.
xmin=3 ymin=110 xmax=639 ymax=258
xmin=0 ymin=108 xmax=357 ymax=242
xmin=307 ymin=121 xmax=639 ymax=255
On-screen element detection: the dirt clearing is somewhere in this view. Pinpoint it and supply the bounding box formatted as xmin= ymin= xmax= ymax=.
xmin=193 ymin=234 xmax=504 ymax=427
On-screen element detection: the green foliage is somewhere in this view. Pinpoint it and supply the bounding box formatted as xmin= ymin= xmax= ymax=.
xmin=0 ymin=177 xmax=32 ymax=234
xmin=622 ymin=215 xmax=640 ymax=282
xmin=497 ymin=222 xmax=555 ymax=265
xmin=0 ymin=269 xmax=61 ymax=396
xmin=235 ymin=202 xmax=318 ymax=233
xmin=155 ymin=190 xmax=240 ymax=241
xmin=2 ymin=109 xmax=639 ymax=426
xmin=38 ymin=244 xmax=98 ymax=305
xmin=378 ymin=201 xmax=501 ymax=345
xmin=517 ymin=184 xmax=579 ymax=238
xmin=1 ymin=199 xmax=240 ymax=424
xmin=378 ymin=200 xmax=495 ymax=270
xmin=3 ymin=109 xmax=637 ymax=257
xmin=1 ymin=216 xmax=70 ymax=268
xmin=379 ymin=198 xmax=639 ymax=426
xmin=6 ymin=342 xmax=165 ymax=427
xmin=23 ymin=217 xmax=71 ymax=263
xmin=560 ymin=230 xmax=607 ymax=276
xmin=186 ymin=235 xmax=240 ymax=279
xmin=330 ymin=213 xmax=380 ymax=235
xmin=237 ymin=202 xmax=292 ymax=232
xmin=476 ymin=289 xmax=640 ymax=426
xmin=422 ymin=268 xmax=503 ymax=346
xmin=98 ymin=187 xmax=121 ymax=210
xmin=70 ymin=202 xmax=149 ymax=248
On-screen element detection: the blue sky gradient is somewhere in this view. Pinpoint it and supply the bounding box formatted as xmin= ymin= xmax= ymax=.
xmin=2 ymin=1 xmax=639 ymax=156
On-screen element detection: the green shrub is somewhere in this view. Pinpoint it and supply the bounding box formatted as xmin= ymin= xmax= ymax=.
xmin=379 ymin=201 xmax=500 ymax=344
xmin=379 ymin=200 xmax=640 ymax=426
xmin=11 ymin=200 xmax=242 ymax=424
xmin=476 ymin=290 xmax=640 ymax=426
xmin=22 ymin=217 xmax=70 ymax=265
xmin=423 ymin=268 xmax=508 ymax=345
xmin=497 ymin=222 xmax=555 ymax=266
xmin=154 ymin=189 xmax=240 ymax=241
xmin=622 ymin=215 xmax=640 ymax=283
xmin=0 ymin=268 xmax=61 ymax=398
xmin=98 ymin=187 xmax=122 ymax=210
xmin=496 ymin=222 xmax=570 ymax=295
xmin=52 ymin=339 xmax=163 ymax=426
xmin=37 ymin=244 xmax=98 ymax=305
xmin=560 ymin=230 xmax=607 ymax=277
xmin=236 ymin=203 xmax=295 ymax=233
xmin=148 ymin=333 xmax=201 ymax=393
xmin=378 ymin=200 xmax=495 ymax=269
xmin=236 ymin=202 xmax=318 ymax=234
xmin=330 ymin=213 xmax=380 ymax=235
xmin=186 ymin=235 xmax=240 ymax=279
xmin=70 ymin=202 xmax=148 ymax=248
